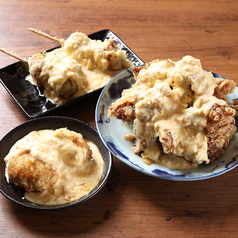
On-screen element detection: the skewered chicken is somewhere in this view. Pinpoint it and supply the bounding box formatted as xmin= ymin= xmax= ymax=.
xmin=27 ymin=49 xmax=88 ymax=103
xmin=1 ymin=29 xmax=134 ymax=104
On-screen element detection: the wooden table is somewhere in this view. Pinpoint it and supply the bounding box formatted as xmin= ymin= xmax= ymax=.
xmin=1 ymin=0 xmax=238 ymax=237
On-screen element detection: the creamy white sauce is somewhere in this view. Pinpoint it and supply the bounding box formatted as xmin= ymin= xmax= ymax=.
xmin=110 ymin=56 xmax=235 ymax=169
xmin=28 ymin=32 xmax=133 ymax=104
xmin=4 ymin=128 xmax=104 ymax=205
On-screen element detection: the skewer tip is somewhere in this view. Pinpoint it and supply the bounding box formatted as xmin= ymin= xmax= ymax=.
xmin=0 ymin=47 xmax=28 ymax=63
xmin=28 ymin=27 xmax=64 ymax=45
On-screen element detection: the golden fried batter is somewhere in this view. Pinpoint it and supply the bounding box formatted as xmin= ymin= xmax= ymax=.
xmin=7 ymin=150 xmax=58 ymax=192
xmin=213 ymin=78 xmax=236 ymax=101
xmin=205 ymin=103 xmax=236 ymax=162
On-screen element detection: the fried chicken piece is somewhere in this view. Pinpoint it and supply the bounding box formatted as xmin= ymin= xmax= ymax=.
xmin=28 ymin=50 xmax=87 ymax=102
xmin=133 ymin=136 xmax=147 ymax=155
xmin=213 ymin=78 xmax=236 ymax=101
xmin=55 ymin=129 xmax=93 ymax=167
xmin=63 ymin=32 xmax=133 ymax=71
xmin=5 ymin=128 xmax=94 ymax=194
xmin=149 ymin=103 xmax=236 ymax=164
xmin=58 ymin=77 xmax=79 ymax=98
xmin=104 ymin=39 xmax=130 ymax=71
xmin=157 ymin=129 xmax=174 ymax=155
xmin=108 ymin=101 xmax=136 ymax=123
xmin=132 ymin=66 xmax=146 ymax=77
xmin=108 ymin=94 xmax=137 ymax=124
xmin=205 ymin=103 xmax=236 ymax=162
xmin=28 ymin=53 xmax=46 ymax=86
xmin=108 ymin=57 xmax=237 ymax=167
xmin=121 ymin=102 xmax=236 ymax=165
xmin=7 ymin=149 xmax=58 ymax=192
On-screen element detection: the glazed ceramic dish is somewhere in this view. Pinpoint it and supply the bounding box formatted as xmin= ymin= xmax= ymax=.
xmin=0 ymin=116 xmax=112 ymax=209
xmin=0 ymin=29 xmax=144 ymax=118
xmin=95 ymin=67 xmax=238 ymax=181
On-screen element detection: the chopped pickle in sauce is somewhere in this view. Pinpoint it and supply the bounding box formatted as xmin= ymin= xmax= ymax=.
xmin=108 ymin=56 xmax=237 ymax=169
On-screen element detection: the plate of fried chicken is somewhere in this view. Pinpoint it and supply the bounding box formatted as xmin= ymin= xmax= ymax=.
xmin=96 ymin=56 xmax=238 ymax=181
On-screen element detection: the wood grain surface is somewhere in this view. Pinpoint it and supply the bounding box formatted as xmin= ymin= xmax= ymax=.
xmin=0 ymin=0 xmax=238 ymax=237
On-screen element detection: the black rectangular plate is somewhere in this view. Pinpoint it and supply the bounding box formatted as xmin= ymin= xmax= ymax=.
xmin=0 ymin=29 xmax=144 ymax=118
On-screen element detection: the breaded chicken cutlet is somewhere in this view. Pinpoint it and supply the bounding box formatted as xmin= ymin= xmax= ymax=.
xmin=4 ymin=128 xmax=104 ymax=205
xmin=5 ymin=128 xmax=92 ymax=193
xmin=7 ymin=150 xmax=59 ymax=192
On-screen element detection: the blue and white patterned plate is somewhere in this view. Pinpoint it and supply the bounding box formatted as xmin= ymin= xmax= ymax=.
xmin=95 ymin=66 xmax=238 ymax=181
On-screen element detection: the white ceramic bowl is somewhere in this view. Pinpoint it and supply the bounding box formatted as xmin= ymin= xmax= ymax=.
xmin=95 ymin=67 xmax=238 ymax=181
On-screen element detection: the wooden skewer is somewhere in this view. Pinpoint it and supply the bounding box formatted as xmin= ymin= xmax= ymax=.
xmin=28 ymin=28 xmax=64 ymax=45
xmin=1 ymin=28 xmax=65 ymax=63
xmin=0 ymin=47 xmax=28 ymax=63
